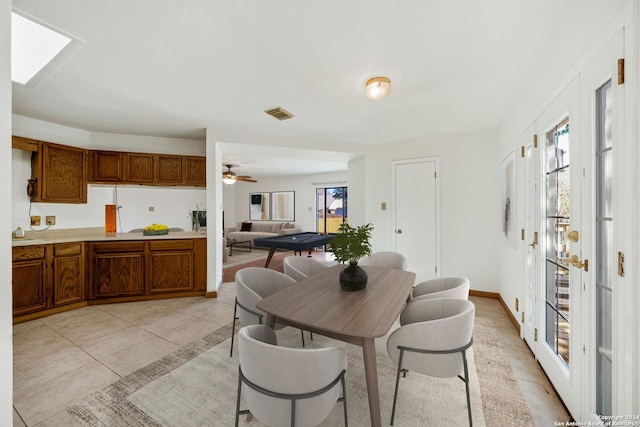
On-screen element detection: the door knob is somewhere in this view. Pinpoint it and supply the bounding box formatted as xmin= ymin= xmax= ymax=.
xmin=567 ymin=230 xmax=579 ymax=243
xmin=396 ymin=229 xmax=403 ymax=234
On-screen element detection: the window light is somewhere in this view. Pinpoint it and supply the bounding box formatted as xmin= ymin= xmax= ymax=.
xmin=11 ymin=12 xmax=72 ymax=85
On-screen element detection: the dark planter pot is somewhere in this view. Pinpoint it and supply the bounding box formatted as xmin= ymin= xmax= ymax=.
xmin=339 ymin=262 xmax=368 ymax=291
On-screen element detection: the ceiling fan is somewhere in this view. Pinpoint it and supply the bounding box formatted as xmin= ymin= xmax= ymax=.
xmin=222 ymin=164 xmax=257 ymax=184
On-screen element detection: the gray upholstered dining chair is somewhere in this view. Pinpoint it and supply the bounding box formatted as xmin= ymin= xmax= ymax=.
xmin=411 ymin=276 xmax=470 ymax=301
xmin=283 ymin=256 xmax=330 ymax=282
xmin=230 ymin=267 xmax=306 ymax=357
xmin=236 ymin=324 xmax=348 ymax=427
xmin=358 ymin=251 xmax=408 ymax=271
xmin=386 ymin=298 xmax=475 ymax=426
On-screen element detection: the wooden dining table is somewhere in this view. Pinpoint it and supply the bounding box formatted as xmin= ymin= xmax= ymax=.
xmin=256 ymin=264 xmax=416 ymax=427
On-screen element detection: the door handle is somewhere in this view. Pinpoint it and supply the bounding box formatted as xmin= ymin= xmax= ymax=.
xmin=396 ymin=229 xmax=403 ymax=234
xmin=557 ymin=255 xmax=588 ymax=272
xmin=528 ymin=231 xmax=538 ymax=248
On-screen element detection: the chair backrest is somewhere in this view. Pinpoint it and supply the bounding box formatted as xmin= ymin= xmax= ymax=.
xmin=238 ymin=325 xmax=348 ymax=427
xmin=411 ymin=277 xmax=470 ymax=301
xmin=283 ymin=256 xmax=330 ymax=282
xmin=387 ymin=298 xmax=475 ymax=379
xmin=358 ymin=251 xmax=408 ymax=271
xmin=235 ymin=267 xmax=297 ymax=326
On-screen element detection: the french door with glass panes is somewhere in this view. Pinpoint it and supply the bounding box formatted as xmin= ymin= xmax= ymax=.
xmin=535 ymin=77 xmax=583 ymax=417
xmin=525 ymin=29 xmax=625 ymax=421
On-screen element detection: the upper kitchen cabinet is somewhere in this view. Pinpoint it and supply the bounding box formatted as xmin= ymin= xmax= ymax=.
xmin=124 ymin=152 xmax=154 ymax=183
xmin=31 ymin=141 xmax=88 ymax=203
xmin=183 ymin=156 xmax=206 ymax=186
xmin=155 ymin=154 xmax=183 ymax=184
xmin=90 ymin=150 xmax=123 ymax=183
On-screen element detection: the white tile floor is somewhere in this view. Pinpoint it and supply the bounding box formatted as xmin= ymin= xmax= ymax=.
xmin=13 ymin=282 xmax=569 ymax=426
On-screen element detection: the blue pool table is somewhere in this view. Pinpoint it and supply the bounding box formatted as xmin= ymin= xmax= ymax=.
xmin=253 ymin=232 xmax=337 ymax=267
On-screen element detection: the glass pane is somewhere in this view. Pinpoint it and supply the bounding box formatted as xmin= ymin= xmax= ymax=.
xmin=316 ymin=188 xmax=325 ymax=233
xmin=544 ymin=116 xmax=570 ymax=368
xmin=546 ymin=261 xmax=558 ymax=303
xmin=557 ymin=267 xmax=570 ymax=320
xmin=546 ymin=303 xmax=557 ymax=349
xmin=558 ymin=168 xmax=570 ymax=218
xmin=596 ymin=220 xmax=613 ymax=288
xmin=558 ymin=314 xmax=570 ymax=364
xmin=546 ymin=172 xmax=558 ymax=216
xmin=597 ymin=150 xmax=613 ymax=218
xmin=556 ymin=123 xmax=570 ymax=168
xmin=595 ymin=79 xmax=613 ymax=418
xmin=546 ymin=130 xmax=557 ymax=171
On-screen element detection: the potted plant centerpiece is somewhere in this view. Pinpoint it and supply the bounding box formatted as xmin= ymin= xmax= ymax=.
xmin=330 ymin=222 xmax=374 ymax=291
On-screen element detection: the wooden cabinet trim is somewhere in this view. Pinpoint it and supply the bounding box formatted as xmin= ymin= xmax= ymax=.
xmin=149 ymin=240 xmax=194 ymax=251
xmin=12 ymin=246 xmax=46 ymax=261
xmin=93 ymin=241 xmax=145 ymax=253
xmin=12 ymin=136 xmax=39 ymax=151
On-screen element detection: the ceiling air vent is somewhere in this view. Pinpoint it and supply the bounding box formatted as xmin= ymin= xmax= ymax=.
xmin=264 ymin=107 xmax=294 ymax=121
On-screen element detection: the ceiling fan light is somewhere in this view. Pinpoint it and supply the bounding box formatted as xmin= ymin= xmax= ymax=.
xmin=223 ymin=176 xmax=237 ymax=185
xmin=365 ymin=76 xmax=391 ymax=100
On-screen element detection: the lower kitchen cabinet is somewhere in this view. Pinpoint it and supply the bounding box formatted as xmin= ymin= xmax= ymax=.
xmin=52 ymin=243 xmax=85 ymax=306
xmin=88 ymin=238 xmax=206 ymax=300
xmin=13 ymin=237 xmax=206 ymax=320
xmin=90 ymin=241 xmax=145 ymax=298
xmin=12 ymin=246 xmax=48 ymax=317
xmin=12 ymin=242 xmax=85 ymax=317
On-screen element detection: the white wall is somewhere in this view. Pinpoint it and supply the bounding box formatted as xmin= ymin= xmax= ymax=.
xmin=226 ymin=171 xmax=348 ymax=232
xmin=365 ymin=129 xmax=500 ymax=292
xmin=1 ymin=0 xmax=13 ymax=424
xmin=11 ymin=116 xmax=206 ymax=232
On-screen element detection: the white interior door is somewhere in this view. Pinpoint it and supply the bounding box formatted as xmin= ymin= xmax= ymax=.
xmin=523 ymin=123 xmax=539 ymax=352
xmin=393 ymin=159 xmax=438 ymax=283
xmin=580 ymin=28 xmax=623 ymax=423
xmin=535 ymin=76 xmax=583 ymax=418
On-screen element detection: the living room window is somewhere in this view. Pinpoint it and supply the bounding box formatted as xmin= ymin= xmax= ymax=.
xmin=316 ymin=187 xmax=347 ymax=233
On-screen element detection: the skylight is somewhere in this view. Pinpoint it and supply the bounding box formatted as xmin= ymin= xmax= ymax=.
xmin=11 ymin=12 xmax=72 ymax=85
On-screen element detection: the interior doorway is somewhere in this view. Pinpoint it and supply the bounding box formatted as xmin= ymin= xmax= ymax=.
xmin=392 ymin=158 xmax=439 ymax=283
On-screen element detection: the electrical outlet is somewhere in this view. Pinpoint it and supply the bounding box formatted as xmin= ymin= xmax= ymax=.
xmin=30 ymin=216 xmax=41 ymax=226
xmin=46 ymin=216 xmax=56 ymax=226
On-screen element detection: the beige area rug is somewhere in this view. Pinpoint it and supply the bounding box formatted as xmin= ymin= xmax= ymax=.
xmin=68 ymin=318 xmax=534 ymax=426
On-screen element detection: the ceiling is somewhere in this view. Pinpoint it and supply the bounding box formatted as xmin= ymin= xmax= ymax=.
xmin=11 ymin=1 xmax=626 ymax=178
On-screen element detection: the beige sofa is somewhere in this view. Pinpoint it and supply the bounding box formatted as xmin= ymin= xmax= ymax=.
xmin=225 ymin=221 xmax=301 ymax=243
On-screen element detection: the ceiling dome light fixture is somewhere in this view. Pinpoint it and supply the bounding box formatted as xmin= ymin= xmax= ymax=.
xmin=365 ymin=76 xmax=391 ymax=100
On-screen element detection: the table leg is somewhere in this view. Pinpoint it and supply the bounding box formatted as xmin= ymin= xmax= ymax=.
xmin=265 ymin=314 xmax=276 ymax=328
xmin=362 ymin=338 xmax=382 ymax=427
xmin=263 ymin=248 xmax=276 ymax=267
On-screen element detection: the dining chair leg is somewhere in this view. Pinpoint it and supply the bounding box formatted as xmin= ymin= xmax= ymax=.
xmin=462 ymin=349 xmax=472 ymax=427
xmin=341 ymin=375 xmax=349 ymax=426
xmin=234 ymin=370 xmax=242 ymax=427
xmin=390 ymin=350 xmax=405 ymax=426
xmin=230 ymin=298 xmax=238 ymax=357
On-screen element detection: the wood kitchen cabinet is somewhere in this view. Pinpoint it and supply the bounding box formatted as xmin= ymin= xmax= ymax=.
xmin=51 ymin=243 xmax=85 ymax=306
xmin=12 ymin=242 xmax=85 ymax=318
xmin=12 ymin=246 xmax=48 ymax=317
xmin=89 ymin=241 xmax=145 ymax=298
xmin=90 ymin=150 xmax=123 ymax=183
xmin=124 ymin=152 xmax=154 ymax=183
xmin=30 ymin=141 xmax=88 ymax=203
xmin=88 ymin=238 xmax=206 ymax=300
xmin=148 ymin=240 xmax=194 ymax=293
xmin=183 ymin=156 xmax=206 ymax=186
xmin=155 ymin=154 xmax=183 ymax=184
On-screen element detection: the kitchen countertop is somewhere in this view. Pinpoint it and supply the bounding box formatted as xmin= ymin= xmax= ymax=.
xmin=11 ymin=227 xmax=207 ymax=247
